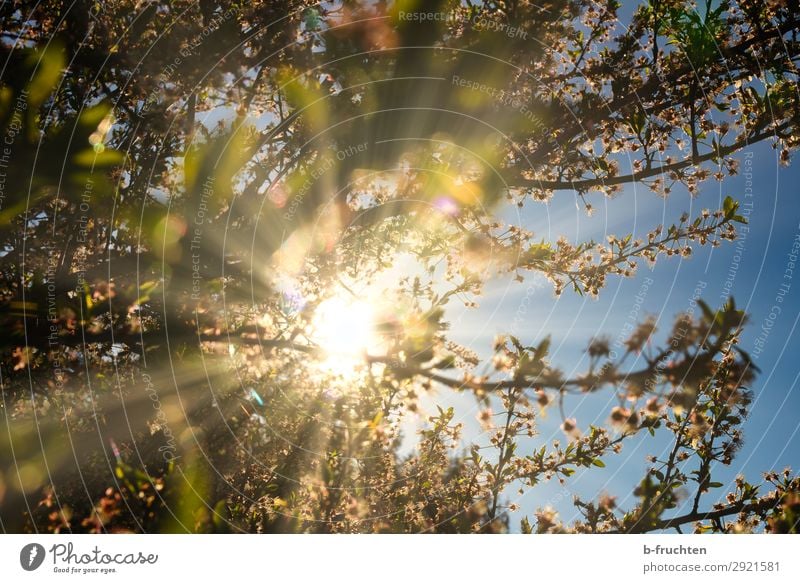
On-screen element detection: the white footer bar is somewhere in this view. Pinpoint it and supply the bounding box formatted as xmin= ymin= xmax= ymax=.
xmin=1 ymin=534 xmax=798 ymax=582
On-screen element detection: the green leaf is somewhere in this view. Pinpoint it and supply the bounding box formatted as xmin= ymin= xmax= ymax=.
xmin=723 ymin=195 xmax=739 ymax=219
xmin=73 ymin=148 xmax=125 ymax=168
xmin=79 ymin=102 xmax=114 ymax=129
xmin=134 ymin=280 xmax=159 ymax=305
xmin=27 ymin=43 xmax=65 ymax=109
xmin=436 ymin=355 xmax=457 ymax=369
xmin=535 ymin=337 xmax=551 ymax=360
xmin=521 ymin=516 xmax=533 ymax=534
xmin=591 ymin=458 xmax=605 ymax=467
xmin=212 ymin=500 xmax=230 ymax=532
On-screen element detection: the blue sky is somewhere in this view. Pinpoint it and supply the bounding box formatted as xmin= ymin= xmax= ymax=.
xmin=434 ymin=140 xmax=800 ymax=530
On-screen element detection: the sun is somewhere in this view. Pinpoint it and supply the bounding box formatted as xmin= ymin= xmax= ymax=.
xmin=311 ymin=291 xmax=380 ymax=376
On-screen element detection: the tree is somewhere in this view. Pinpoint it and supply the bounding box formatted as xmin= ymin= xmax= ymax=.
xmin=0 ymin=0 xmax=799 ymax=533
